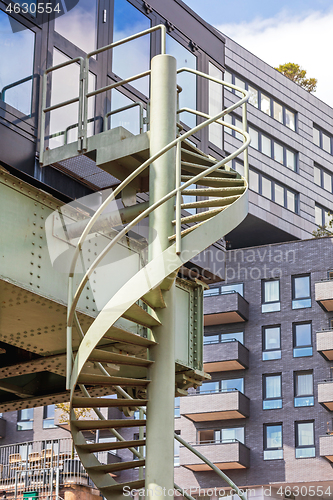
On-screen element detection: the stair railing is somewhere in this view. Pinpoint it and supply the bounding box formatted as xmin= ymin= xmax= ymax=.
xmin=40 ymin=24 xmax=166 ymax=164
xmin=65 ymin=82 xmax=250 ymax=386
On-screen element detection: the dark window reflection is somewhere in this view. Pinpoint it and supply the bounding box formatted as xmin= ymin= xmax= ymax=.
xmin=112 ymin=0 xmax=150 ymax=96
xmin=0 ymin=10 xmax=35 ymax=116
xmin=166 ymin=34 xmax=196 ymax=129
xmin=55 ymin=0 xmax=97 ymax=54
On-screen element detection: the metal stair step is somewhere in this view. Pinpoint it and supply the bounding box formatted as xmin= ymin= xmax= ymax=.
xmin=181 ymin=148 xmax=217 ymax=166
xmin=141 ymin=286 xmax=166 ymax=309
xmin=181 ymin=194 xmax=241 ymax=209
xmin=173 ymin=207 xmax=225 ymax=225
xmin=100 ymin=479 xmax=145 ymax=493
xmin=181 ymin=175 xmax=244 ymax=187
xmin=183 ymin=186 xmax=246 ymax=197
xmin=88 ymin=349 xmax=153 ymax=367
xmin=168 ymin=221 xmax=206 ymax=241
xmin=103 ymin=325 xmax=157 ymax=347
xmin=122 ymin=303 xmax=161 ymax=328
xmin=181 ymin=161 xmax=237 ymax=178
xmin=87 ymin=459 xmax=145 ymax=474
xmin=72 ymin=419 xmax=146 ymax=431
xmin=77 ymin=373 xmax=150 ymax=387
xmin=77 ymin=439 xmax=146 ymax=453
xmin=72 ymin=397 xmax=148 ymax=408
xmin=181 ymin=139 xmax=211 ymax=158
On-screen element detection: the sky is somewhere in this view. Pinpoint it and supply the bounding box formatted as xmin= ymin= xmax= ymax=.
xmin=183 ymin=0 xmax=333 ymax=107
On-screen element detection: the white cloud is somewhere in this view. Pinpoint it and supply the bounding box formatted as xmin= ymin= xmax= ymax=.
xmin=217 ymin=9 xmax=333 ymax=108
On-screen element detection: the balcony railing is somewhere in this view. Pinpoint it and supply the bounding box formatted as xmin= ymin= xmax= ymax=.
xmin=180 ymin=440 xmax=250 ymax=470
xmin=0 ymin=437 xmax=117 ymax=495
xmin=318 ymin=380 xmax=333 ymax=411
xmin=319 ymin=434 xmax=333 ymax=462
xmin=317 ymin=329 xmax=333 ymax=360
xmin=204 ymin=340 xmax=249 ymax=371
xmin=180 ymin=390 xmax=250 ymax=421
xmin=204 ymin=292 xmax=249 ymax=325
xmin=315 ymin=280 xmax=333 ymax=311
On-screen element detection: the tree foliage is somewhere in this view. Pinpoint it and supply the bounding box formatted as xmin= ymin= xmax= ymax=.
xmin=55 ymin=402 xmax=94 ymax=423
xmin=312 ymin=213 xmax=333 ymax=238
xmin=275 ymin=63 xmax=317 ymax=93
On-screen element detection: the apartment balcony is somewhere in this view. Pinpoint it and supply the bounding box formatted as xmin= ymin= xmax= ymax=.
xmin=204 ymin=340 xmax=249 ymax=372
xmin=180 ymin=390 xmax=250 ymax=421
xmin=317 ymin=329 xmax=333 ymax=360
xmin=315 ymin=280 xmax=333 ymax=311
xmin=180 ymin=441 xmax=250 ymax=471
xmin=318 ymin=380 xmax=333 ymax=411
xmin=204 ymin=292 xmax=249 ymax=325
xmin=320 ymin=434 xmax=333 ymax=462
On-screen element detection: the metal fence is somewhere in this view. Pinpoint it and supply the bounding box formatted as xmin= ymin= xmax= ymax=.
xmin=0 ymin=438 xmax=95 ymax=498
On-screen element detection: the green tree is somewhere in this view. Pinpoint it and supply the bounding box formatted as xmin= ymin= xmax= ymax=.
xmin=275 ymin=63 xmax=317 ymax=93
xmin=312 ymin=213 xmax=333 ymax=238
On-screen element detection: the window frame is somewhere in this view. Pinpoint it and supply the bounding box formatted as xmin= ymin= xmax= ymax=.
xmin=17 ymin=408 xmax=34 ymax=431
xmin=294 ymin=371 xmax=314 ymax=407
xmin=293 ymin=322 xmax=313 ymax=357
xmin=262 ymin=279 xmax=281 ymax=313
xmin=292 ymin=274 xmax=311 ymax=310
xmin=262 ymin=325 xmax=281 ymax=361
xmin=264 ymin=423 xmax=283 ymax=460
xmin=295 ymin=420 xmax=315 ymax=459
xmin=313 ymin=125 xmax=333 ymax=155
xmin=225 ymin=70 xmax=296 ymax=131
xmin=263 ymin=373 xmax=282 ymax=410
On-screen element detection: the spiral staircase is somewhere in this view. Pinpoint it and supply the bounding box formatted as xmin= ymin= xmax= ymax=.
xmin=40 ymin=25 xmax=250 ymax=500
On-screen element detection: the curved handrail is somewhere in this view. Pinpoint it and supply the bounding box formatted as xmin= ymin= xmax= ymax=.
xmin=67 ymin=68 xmax=250 ymax=500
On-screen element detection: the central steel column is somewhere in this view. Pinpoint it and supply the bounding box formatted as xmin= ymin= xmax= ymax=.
xmin=145 ymin=53 xmax=177 ymax=499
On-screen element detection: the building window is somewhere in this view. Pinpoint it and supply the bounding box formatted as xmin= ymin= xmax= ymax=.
xmin=225 ymin=71 xmax=296 ymax=130
xmin=209 ymin=62 xmax=223 ymax=149
xmin=198 ymin=378 xmax=244 ymax=394
xmin=294 ymin=372 xmax=314 ymax=407
xmin=203 ymin=287 xmax=220 ymax=297
xmin=314 ymin=164 xmax=333 ymax=193
xmin=226 ymin=116 xmax=297 ymax=171
xmin=313 ymin=125 xmax=332 ymax=155
xmin=166 ymin=34 xmax=197 ymax=128
xmin=203 ymin=334 xmax=220 ymax=344
xmin=263 ymin=374 xmax=282 ymax=410
xmin=17 ymin=408 xmax=34 ymax=431
xmin=221 ymin=332 xmax=244 ymax=344
xmin=0 ymin=10 xmax=35 ymax=116
xmin=203 ymin=332 xmax=244 ymax=345
xmin=293 ymin=322 xmax=312 ymax=357
xmin=263 ymin=326 xmax=281 ymax=360
xmin=43 ymin=405 xmax=56 ymax=429
xmin=221 ymin=378 xmax=244 ymax=394
xmin=198 ymin=427 xmax=245 ymax=444
xmin=292 ymin=275 xmax=311 ymax=309
xmin=174 ymin=397 xmax=180 ymax=418
xmin=198 ymin=381 xmax=220 ymax=394
xmin=55 ymin=0 xmax=97 ymax=54
xmin=221 ymin=283 xmax=244 ymax=296
xmin=203 ymin=283 xmax=244 ymax=297
xmin=295 ymin=421 xmax=315 ymax=458
xmin=262 ymin=280 xmax=280 ymax=313
xmin=248 ymin=168 xmax=298 ymax=213
xmin=264 ymin=424 xmax=283 ymax=460
xmin=315 ymin=204 xmax=331 ymax=227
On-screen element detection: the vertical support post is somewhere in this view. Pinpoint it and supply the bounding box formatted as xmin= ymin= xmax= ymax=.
xmin=242 ymin=101 xmax=249 ymax=182
xmin=146 ymin=54 xmax=177 ymax=500
xmin=139 ymin=408 xmax=144 ymax=481
xmin=66 ymin=276 xmax=73 ymax=390
xmin=175 ymin=141 xmax=182 ymax=255
xmin=39 ymin=71 xmax=48 ymax=166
